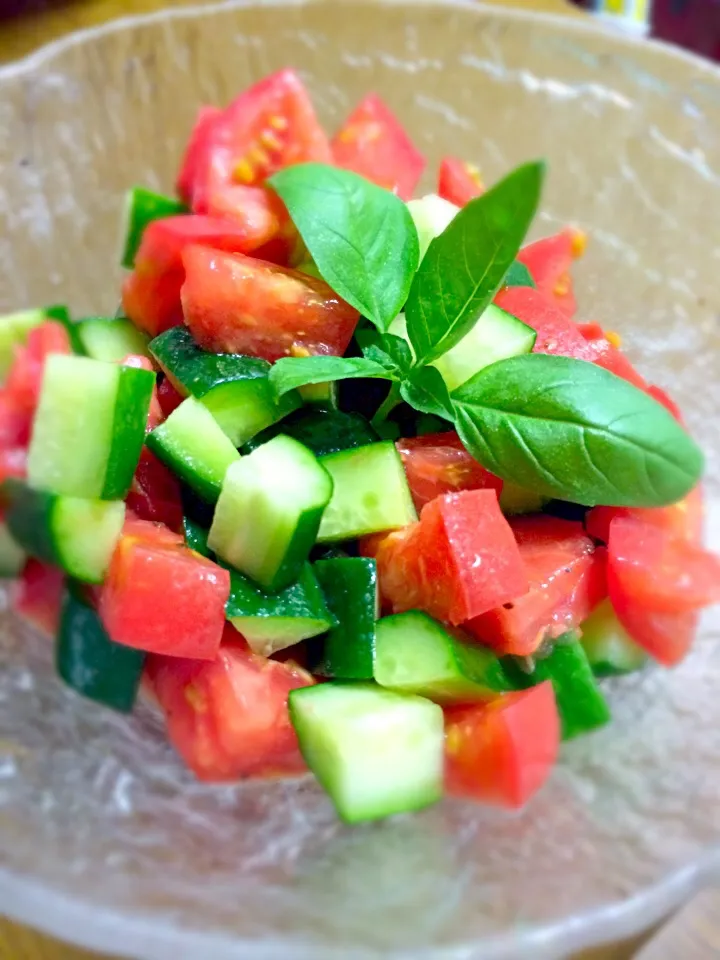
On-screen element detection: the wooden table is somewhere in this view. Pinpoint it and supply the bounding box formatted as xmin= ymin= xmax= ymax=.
xmin=0 ymin=1 xmax=715 ymax=958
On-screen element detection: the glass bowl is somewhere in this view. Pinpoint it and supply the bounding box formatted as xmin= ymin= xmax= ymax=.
xmin=1 ymin=2 xmax=719 ymax=957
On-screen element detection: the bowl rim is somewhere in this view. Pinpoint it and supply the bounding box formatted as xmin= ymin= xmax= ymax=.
xmin=1 ymin=2 xmax=720 ymax=957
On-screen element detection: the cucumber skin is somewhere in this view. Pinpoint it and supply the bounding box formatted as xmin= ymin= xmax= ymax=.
xmin=121 ymin=187 xmax=187 ymax=269
xmin=314 ymin=558 xmax=378 ymax=680
xmin=243 ymin=409 xmax=379 ymax=458
xmin=102 ymin=364 xmax=156 ymax=500
xmin=3 ymin=479 xmax=58 ymax=568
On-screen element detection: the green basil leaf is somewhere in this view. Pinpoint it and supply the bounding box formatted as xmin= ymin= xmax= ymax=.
xmin=452 ymin=354 xmax=703 ymax=508
xmin=404 ymin=162 xmax=545 ymax=365
xmin=400 ymin=367 xmax=454 ymax=421
xmin=269 ymin=163 xmax=419 ymax=332
xmin=504 ymin=260 xmax=536 ymax=288
xmin=269 ymin=356 xmax=395 ymax=398
xmin=361 ymin=332 xmax=414 ymax=377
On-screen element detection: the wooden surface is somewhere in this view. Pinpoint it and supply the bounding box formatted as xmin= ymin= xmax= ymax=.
xmin=0 ymin=1 xmax=713 ymax=959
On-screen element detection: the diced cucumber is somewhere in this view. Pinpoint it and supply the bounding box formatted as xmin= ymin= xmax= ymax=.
xmin=504 ymin=633 xmax=611 ymax=740
xmin=499 ymin=481 xmax=550 ymax=516
xmin=182 ymin=516 xmax=212 ymax=557
xmin=120 ymin=186 xmax=187 ymax=269
xmin=150 ymin=327 xmax=300 ymax=446
xmin=27 ymin=355 xmax=153 ymax=500
xmin=289 ymin=683 xmax=444 ymax=823
xmin=146 ymin=396 xmax=240 ymax=503
xmin=4 ymin=479 xmax=125 ymax=584
xmin=226 ymin=563 xmax=335 ymax=657
xmin=580 ymin=598 xmax=648 ymax=677
xmin=314 ymin=557 xmax=378 ymax=679
xmin=76 ymin=317 xmax=151 ymax=362
xmin=298 ymin=380 xmax=339 ymax=409
xmin=56 ymin=582 xmax=144 ymax=712
xmin=0 ymin=521 xmax=26 ymax=577
xmin=0 ymin=309 xmax=46 ymax=378
xmin=243 ymin=409 xmax=379 ymax=458
xmin=374 ymin=610 xmax=511 ymax=704
xmin=209 ymin=435 xmax=333 ymax=591
xmin=407 ymin=194 xmax=460 ymax=261
xmin=318 ymin=442 xmax=417 ymax=543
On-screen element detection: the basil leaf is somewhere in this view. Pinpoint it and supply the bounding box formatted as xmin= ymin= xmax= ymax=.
xmin=269 ymin=356 xmax=395 ymax=398
xmin=452 ymin=354 xmax=703 ymax=508
xmin=404 ymin=162 xmax=545 ymax=365
xmin=504 ymin=260 xmax=536 ymax=288
xmin=269 ymin=164 xmax=419 ymax=332
xmin=400 ymin=367 xmax=453 ymax=421
xmin=361 ymin=332 xmax=414 ymax=377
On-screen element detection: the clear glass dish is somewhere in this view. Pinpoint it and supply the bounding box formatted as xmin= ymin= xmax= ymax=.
xmin=0 ymin=2 xmax=719 ymax=957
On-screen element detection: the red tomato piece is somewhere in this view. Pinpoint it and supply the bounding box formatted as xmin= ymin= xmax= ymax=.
xmin=444 ymin=682 xmax=559 ymax=808
xmin=586 ymin=485 xmax=704 ymax=546
xmin=12 ymin=559 xmax=64 ymax=637
xmin=396 ymin=431 xmax=502 ymax=512
xmin=100 ymin=520 xmax=230 ymax=660
xmin=467 ymin=516 xmax=607 ymax=656
xmin=495 ymin=287 xmax=598 ymax=361
xmin=332 ymin=94 xmax=425 ymax=200
xmin=647 ymin=383 xmax=684 ymax=422
xmin=125 ymin=448 xmax=184 ymax=533
xmin=0 ymin=447 xmax=27 ymax=484
xmin=146 ymin=640 xmax=314 ymax=781
xmin=516 ymin=228 xmax=586 ymax=317
xmin=375 ymin=490 xmax=527 ymax=625
xmin=181 ymin=245 xmax=359 ymax=362
xmin=437 ymin=156 xmax=484 ymax=207
xmin=157 ymin=377 xmax=185 ymax=418
xmin=0 ymin=388 xmax=31 ymax=450
xmin=5 ymin=321 xmax=72 ymax=418
xmin=577 ymin=323 xmax=648 ymax=391
xmin=176 ymin=105 xmax=222 ymax=205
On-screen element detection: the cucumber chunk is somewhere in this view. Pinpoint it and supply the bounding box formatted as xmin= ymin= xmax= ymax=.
xmin=289 ymin=683 xmax=444 ymax=823
xmin=120 ymin=186 xmax=187 ymax=269
xmin=27 ymin=355 xmax=153 ymax=500
xmin=580 ymin=598 xmax=648 ymax=677
xmin=374 ymin=611 xmax=511 ymax=704
xmin=0 ymin=521 xmax=26 ymax=577
xmin=318 ymin=442 xmax=417 ymax=542
xmin=314 ymin=557 xmax=378 ymax=679
xmin=407 ymin=194 xmax=460 ymax=261
xmin=182 ymin=516 xmax=212 ymax=557
xmin=147 ymin=396 xmax=240 ymax=503
xmin=243 ymin=409 xmax=378 ymax=458
xmin=298 ymin=380 xmax=338 ymax=409
xmin=4 ymin=479 xmax=125 ymax=584
xmin=226 ymin=563 xmax=335 ymax=657
xmin=209 ymin=435 xmax=333 ymax=591
xmin=0 ymin=309 xmax=46 ymax=378
xmin=77 ymin=317 xmax=151 ymax=362
xmin=150 ymin=327 xmax=300 ymax=446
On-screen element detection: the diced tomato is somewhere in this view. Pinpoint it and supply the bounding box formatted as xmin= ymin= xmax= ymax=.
xmin=5 ymin=320 xmax=71 ymax=418
xmin=176 ymin=105 xmax=222 ymax=205
xmin=125 ymin=448 xmax=184 ymax=532
xmin=586 ymin=484 xmax=704 ymax=546
xmin=157 ymin=377 xmax=185 ymax=418
xmin=121 ymin=516 xmax=183 ymax=547
xmin=375 ymin=490 xmax=527 ymax=625
xmin=146 ymin=639 xmax=314 ymax=781
xmin=444 ymin=682 xmax=559 ymax=808
xmin=332 ymin=94 xmax=425 ymax=200
xmin=516 ymin=228 xmax=586 ymax=318
xmin=122 ymin=214 xmax=280 ymax=338
xmin=0 ymin=389 xmax=31 ymax=450
xmin=181 ymin=245 xmax=359 ymax=362
xmin=437 ymin=156 xmax=484 ymax=207
xmin=495 ymin=287 xmax=598 ymax=361
xmin=467 ymin=516 xmax=607 ymax=656
xmin=100 ymin=520 xmax=230 ymax=660
xmin=647 ymin=383 xmax=684 ymax=422
xmin=0 ymin=447 xmax=27 ymax=484
xmin=396 ymin=431 xmax=502 ymax=512
xmin=12 ymin=559 xmax=64 ymax=637
xmin=577 ymin=323 xmax=648 ymax=391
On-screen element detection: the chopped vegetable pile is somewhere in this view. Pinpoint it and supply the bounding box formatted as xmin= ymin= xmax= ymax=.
xmin=2 ymin=69 xmax=718 ymax=824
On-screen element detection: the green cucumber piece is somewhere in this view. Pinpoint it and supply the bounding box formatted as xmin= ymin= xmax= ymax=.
xmin=243 ymin=409 xmax=378 ymax=458
xmin=406 ymin=194 xmax=460 ymax=262
xmin=314 ymin=557 xmax=378 ymax=679
xmin=374 ymin=610 xmax=511 ymax=704
xmin=0 ymin=309 xmax=46 ymax=378
xmin=0 ymin=520 xmax=26 ymax=577
xmin=290 ymin=683 xmax=444 ymax=823
xmin=146 ymin=396 xmax=240 ymax=503
xmin=150 ymin=327 xmax=300 ymax=446
xmin=56 ymin=582 xmax=145 ymax=712
xmin=182 ymin=516 xmax=212 ymax=557
xmin=4 ymin=479 xmax=125 ymax=584
xmin=318 ymin=442 xmax=416 ymax=543
xmin=580 ymin=598 xmax=648 ymax=677
xmin=209 ymin=435 xmax=333 ymax=591
xmin=27 ymin=355 xmax=153 ymax=500
xmin=226 ymin=563 xmax=335 ymax=657
xmin=298 ymin=380 xmax=339 ymax=409
xmin=120 ymin=187 xmax=187 ymax=269
xmin=499 ymin=481 xmax=550 ymax=516
xmin=76 ymin=317 xmax=151 ymax=362
xmin=504 ymin=633 xmax=611 ymax=741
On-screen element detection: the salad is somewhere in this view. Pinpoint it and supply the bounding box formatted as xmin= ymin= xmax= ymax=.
xmin=1 ymin=68 xmax=718 ymax=824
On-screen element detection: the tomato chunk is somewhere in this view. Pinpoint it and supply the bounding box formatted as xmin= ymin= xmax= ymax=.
xmin=176 ymin=105 xmax=222 ymax=205
xmin=495 ymin=287 xmax=597 ymax=361
xmin=467 ymin=516 xmax=607 ymax=656
xmin=100 ymin=520 xmax=230 ymax=659
xmin=157 ymin=377 xmax=185 ymax=418
xmin=437 ymin=156 xmax=484 ymax=207
xmin=444 ymin=682 xmax=559 ymax=808
xmin=577 ymin=323 xmax=648 ymax=391
xmin=516 ymin=228 xmax=585 ymax=317
xmin=12 ymin=559 xmax=64 ymax=637
xmin=125 ymin=448 xmax=184 ymax=533
xmin=332 ymin=94 xmax=425 ymax=200
xmin=396 ymin=431 xmax=502 ymax=512
xmin=5 ymin=320 xmax=72 ymax=418
xmin=647 ymin=383 xmax=684 ymax=422
xmin=586 ymin=485 xmax=704 ymax=546
xmin=375 ymin=490 xmax=527 ymax=625
xmin=146 ymin=639 xmax=314 ymax=781
xmin=181 ymin=245 xmax=359 ymax=361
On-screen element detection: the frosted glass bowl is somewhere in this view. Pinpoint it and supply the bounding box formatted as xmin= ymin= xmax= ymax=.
xmin=1 ymin=2 xmax=719 ymax=957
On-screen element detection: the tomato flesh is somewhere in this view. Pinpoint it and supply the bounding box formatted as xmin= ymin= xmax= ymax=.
xmin=586 ymin=485 xmax=704 ymax=546
xmin=125 ymin=448 xmax=184 ymax=533
xmin=437 ymin=156 xmax=484 ymax=207
xmin=516 ymin=229 xmax=585 ymax=317
xmin=176 ymin=105 xmax=222 ymax=205
xmin=157 ymin=377 xmax=185 ymax=419
xmin=375 ymin=490 xmax=527 ymax=625
xmin=577 ymin=323 xmax=648 ymax=391
xmin=146 ymin=638 xmax=314 ymax=781
xmin=444 ymin=682 xmax=559 ymax=807
xmin=647 ymin=383 xmax=684 ymax=422
xmin=13 ymin=559 xmax=64 ymax=637
xmin=396 ymin=431 xmax=502 ymax=512
xmin=467 ymin=516 xmax=607 ymax=656
xmin=100 ymin=519 xmax=230 ymax=659
xmin=5 ymin=320 xmax=72 ymax=418
xmin=495 ymin=287 xmax=598 ymax=361
xmin=181 ymin=245 xmax=359 ymax=362
xmin=332 ymin=94 xmax=425 ymax=200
